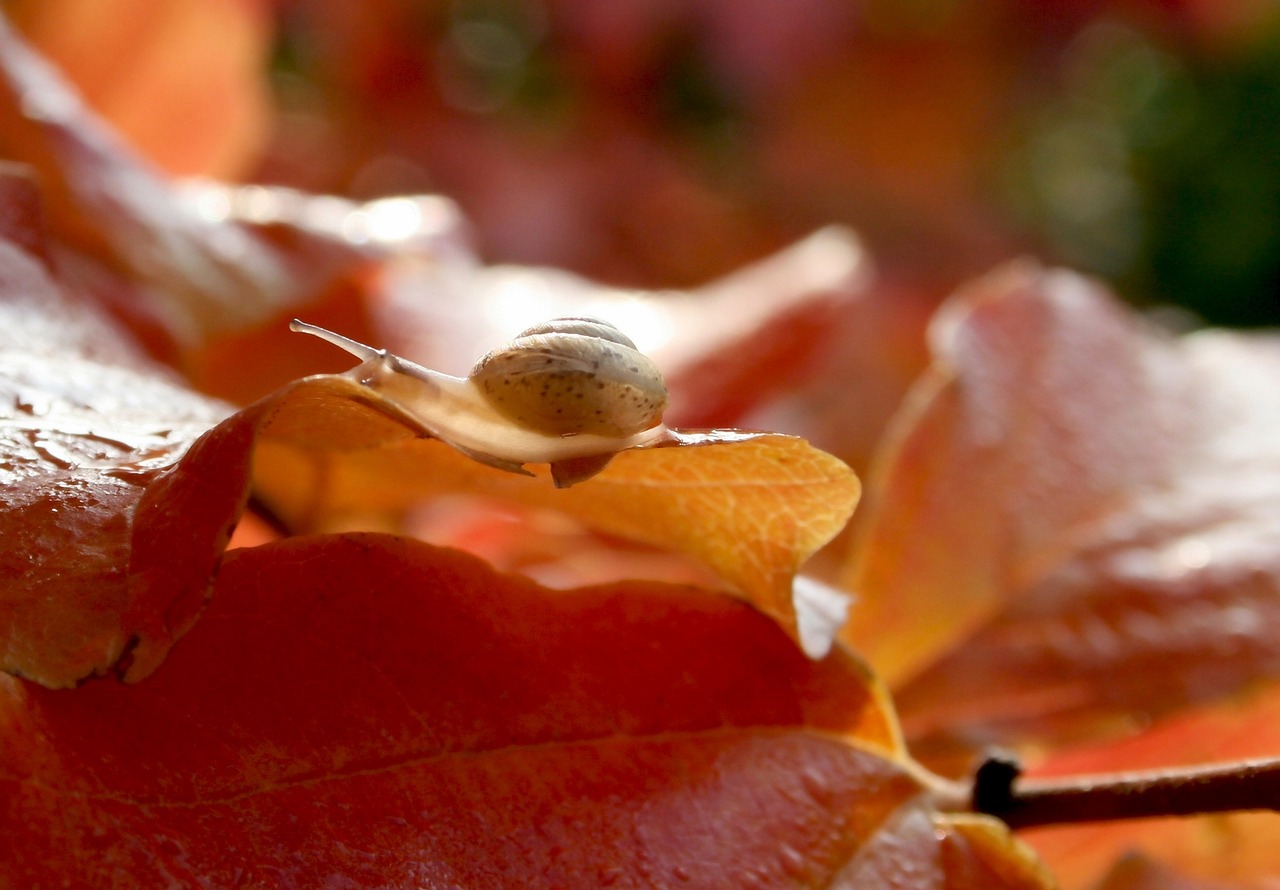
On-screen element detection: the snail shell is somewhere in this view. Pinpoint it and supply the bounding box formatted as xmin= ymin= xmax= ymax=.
xmin=471 ymin=317 xmax=668 ymax=438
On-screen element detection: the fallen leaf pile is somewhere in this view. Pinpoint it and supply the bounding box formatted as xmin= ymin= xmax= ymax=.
xmin=1 ymin=7 xmax=1279 ymax=889
xmin=0 ymin=113 xmax=1051 ymax=881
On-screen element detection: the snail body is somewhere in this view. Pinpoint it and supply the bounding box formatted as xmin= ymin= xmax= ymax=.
xmin=290 ymin=316 xmax=669 ymax=485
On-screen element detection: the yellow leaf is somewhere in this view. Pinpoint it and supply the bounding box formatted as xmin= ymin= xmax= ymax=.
xmin=251 ymin=375 xmax=861 ymax=655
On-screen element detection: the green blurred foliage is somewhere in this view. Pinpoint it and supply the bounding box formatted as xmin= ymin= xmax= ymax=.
xmin=1007 ymin=21 xmax=1280 ymax=326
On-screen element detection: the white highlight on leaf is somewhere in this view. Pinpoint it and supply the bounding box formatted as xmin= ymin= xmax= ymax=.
xmin=793 ymin=575 xmax=853 ymax=659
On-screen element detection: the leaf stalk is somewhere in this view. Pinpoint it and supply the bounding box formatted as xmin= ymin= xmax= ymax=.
xmin=963 ymin=751 xmax=1280 ymax=830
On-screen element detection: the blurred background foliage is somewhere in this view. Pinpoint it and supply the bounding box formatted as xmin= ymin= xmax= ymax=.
xmin=1003 ymin=17 xmax=1280 ymax=326
xmin=7 ymin=0 xmax=1280 ymax=325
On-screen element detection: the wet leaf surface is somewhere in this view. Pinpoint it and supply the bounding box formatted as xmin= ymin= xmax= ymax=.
xmin=0 ymin=176 xmax=238 ymax=686
xmin=0 ymin=180 xmax=860 ymax=682
xmin=5 ymin=7 xmax=1280 ymax=886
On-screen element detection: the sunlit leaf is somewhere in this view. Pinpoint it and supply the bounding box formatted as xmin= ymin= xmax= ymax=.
xmin=0 ymin=177 xmax=859 ymax=680
xmin=248 ymin=371 xmax=860 ymax=656
xmin=190 ymin=201 xmax=874 ymax=437
xmin=845 ymin=262 xmax=1280 ymax=754
xmin=0 ymin=13 xmax=878 ymax=441
xmin=7 ymin=8 xmax=1279 ymax=886
xmin=0 ymin=12 xmax=297 ymax=341
xmin=6 ymin=0 xmax=271 ymax=179
xmin=1023 ymin=683 xmax=1280 ymax=890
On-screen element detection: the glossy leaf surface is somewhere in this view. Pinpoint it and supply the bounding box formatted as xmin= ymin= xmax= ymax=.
xmin=0 ymin=175 xmax=238 ymax=686
xmin=0 ymin=178 xmax=860 ymax=683
xmin=0 ymin=534 xmax=1049 ymax=889
xmin=846 ymin=262 xmax=1280 ymax=755
xmin=0 ymin=15 xmax=295 ymax=341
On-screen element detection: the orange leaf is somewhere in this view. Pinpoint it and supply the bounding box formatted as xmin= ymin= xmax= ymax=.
xmin=0 ymin=13 xmax=304 ymax=341
xmin=6 ymin=0 xmax=271 ymax=179
xmin=248 ymin=373 xmax=860 ymax=656
xmin=0 ymin=17 xmax=877 ymax=437
xmin=0 ymin=174 xmax=858 ymax=680
xmin=1022 ymin=683 xmax=1280 ymax=889
xmin=845 ymin=261 xmax=1280 ymax=753
xmin=1 ymin=534 xmax=1048 ymax=888
xmin=189 ymin=195 xmax=872 ymax=432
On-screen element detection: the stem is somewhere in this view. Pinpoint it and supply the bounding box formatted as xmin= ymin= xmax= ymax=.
xmin=966 ymin=751 xmax=1280 ymax=831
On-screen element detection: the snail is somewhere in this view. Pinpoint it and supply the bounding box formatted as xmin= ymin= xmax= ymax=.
xmin=290 ymin=316 xmax=670 ymax=486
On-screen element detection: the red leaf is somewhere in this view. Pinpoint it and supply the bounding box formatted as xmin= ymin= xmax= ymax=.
xmin=1023 ymin=684 xmax=1280 ymax=889
xmin=0 ymin=13 xmax=304 ymax=341
xmin=845 ymin=262 xmax=1280 ymax=756
xmin=0 ymin=174 xmax=860 ymax=682
xmin=0 ymin=11 xmax=880 ymax=443
xmin=0 ymin=171 xmax=243 ymax=686
xmin=188 ymin=193 xmax=873 ymax=429
xmin=1 ymin=534 xmax=1048 ymax=888
xmin=6 ymin=0 xmax=272 ymax=178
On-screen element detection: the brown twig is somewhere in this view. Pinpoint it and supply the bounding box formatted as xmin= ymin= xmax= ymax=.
xmin=965 ymin=751 xmax=1280 ymax=831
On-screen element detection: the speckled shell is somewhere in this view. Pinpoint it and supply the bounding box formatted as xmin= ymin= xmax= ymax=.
xmin=471 ymin=317 xmax=668 ymax=437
